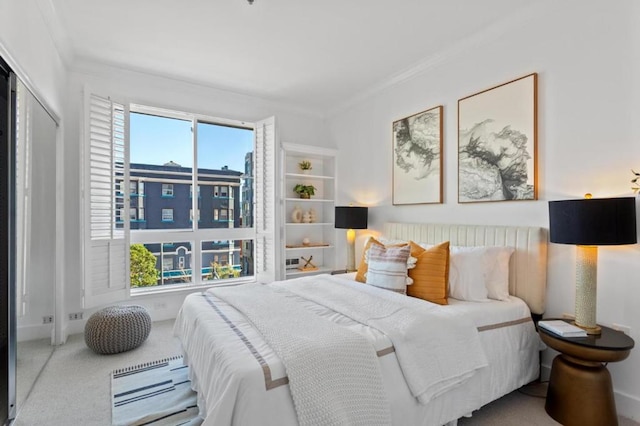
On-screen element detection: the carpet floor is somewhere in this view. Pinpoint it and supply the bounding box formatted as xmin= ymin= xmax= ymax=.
xmin=13 ymin=319 xmax=640 ymax=425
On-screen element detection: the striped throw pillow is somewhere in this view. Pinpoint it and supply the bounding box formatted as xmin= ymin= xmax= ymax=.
xmin=365 ymin=243 xmax=412 ymax=293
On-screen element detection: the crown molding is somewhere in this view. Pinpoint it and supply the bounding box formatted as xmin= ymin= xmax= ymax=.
xmin=326 ymin=1 xmax=550 ymax=118
xmin=34 ymin=0 xmax=75 ymax=66
xmin=72 ymin=56 xmax=325 ymax=121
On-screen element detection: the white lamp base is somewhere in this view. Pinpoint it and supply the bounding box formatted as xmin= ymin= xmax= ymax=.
xmin=346 ymin=229 xmax=356 ymax=272
xmin=574 ymin=245 xmax=601 ymax=335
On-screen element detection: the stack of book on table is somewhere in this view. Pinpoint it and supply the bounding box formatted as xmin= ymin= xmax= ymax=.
xmin=538 ymin=320 xmax=588 ymax=337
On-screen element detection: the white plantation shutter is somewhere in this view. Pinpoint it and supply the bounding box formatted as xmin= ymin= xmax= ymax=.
xmin=254 ymin=116 xmax=279 ymax=282
xmin=83 ymin=93 xmax=130 ymax=308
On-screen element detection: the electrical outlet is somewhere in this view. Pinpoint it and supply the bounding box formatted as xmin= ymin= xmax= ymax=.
xmin=612 ymin=323 xmax=631 ymax=335
xmin=68 ymin=312 xmax=84 ymax=321
xmin=42 ymin=315 xmax=54 ymax=324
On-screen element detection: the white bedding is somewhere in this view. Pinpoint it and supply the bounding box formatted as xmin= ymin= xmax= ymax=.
xmin=174 ymin=274 xmax=541 ymax=426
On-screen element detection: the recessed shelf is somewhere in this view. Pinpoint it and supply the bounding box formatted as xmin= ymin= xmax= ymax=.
xmin=286 ymin=222 xmax=333 ymax=226
xmin=286 ymin=173 xmax=334 ymax=180
xmin=285 ymin=198 xmax=333 ymax=203
xmin=285 ymin=266 xmax=333 ymax=277
xmin=285 ymin=245 xmax=334 ymax=250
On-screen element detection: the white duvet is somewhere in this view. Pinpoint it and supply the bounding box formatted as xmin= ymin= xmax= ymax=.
xmin=174 ymin=274 xmax=541 ymax=426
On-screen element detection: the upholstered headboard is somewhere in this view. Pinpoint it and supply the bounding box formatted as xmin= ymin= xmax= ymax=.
xmin=383 ymin=223 xmax=548 ymax=315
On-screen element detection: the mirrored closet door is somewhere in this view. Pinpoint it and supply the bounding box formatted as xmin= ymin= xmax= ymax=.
xmin=1 ymin=56 xmax=59 ymax=425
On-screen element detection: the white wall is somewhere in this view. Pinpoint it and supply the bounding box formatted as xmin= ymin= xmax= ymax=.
xmin=62 ymin=62 xmax=331 ymax=336
xmin=0 ymin=0 xmax=67 ymax=118
xmin=327 ymin=0 xmax=640 ymax=420
xmin=0 ymin=0 xmax=68 ymax=343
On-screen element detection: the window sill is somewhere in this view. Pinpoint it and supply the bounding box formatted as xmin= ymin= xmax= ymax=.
xmin=130 ymin=276 xmax=256 ymax=297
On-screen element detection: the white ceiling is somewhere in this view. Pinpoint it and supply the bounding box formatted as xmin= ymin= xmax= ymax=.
xmin=49 ymin=0 xmax=533 ymax=114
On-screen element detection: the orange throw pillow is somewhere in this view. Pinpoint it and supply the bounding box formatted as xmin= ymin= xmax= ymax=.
xmin=406 ymin=241 xmax=450 ymax=305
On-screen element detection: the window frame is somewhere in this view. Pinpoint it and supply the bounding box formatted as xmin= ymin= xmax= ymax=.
xmin=83 ymin=92 xmax=278 ymax=306
xmin=128 ymin=104 xmax=259 ymax=293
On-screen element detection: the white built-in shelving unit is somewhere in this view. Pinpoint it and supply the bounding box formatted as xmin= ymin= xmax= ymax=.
xmin=280 ymin=143 xmax=337 ymax=280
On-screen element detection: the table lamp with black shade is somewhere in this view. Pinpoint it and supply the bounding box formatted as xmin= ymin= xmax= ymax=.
xmin=548 ymin=195 xmax=637 ymax=335
xmin=335 ymin=206 xmax=368 ymax=272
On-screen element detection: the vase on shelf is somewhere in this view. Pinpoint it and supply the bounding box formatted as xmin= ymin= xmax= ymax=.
xmin=291 ymin=206 xmax=303 ymax=223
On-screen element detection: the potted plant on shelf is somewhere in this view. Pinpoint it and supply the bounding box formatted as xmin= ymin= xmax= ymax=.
xmin=298 ymin=160 xmax=312 ymax=174
xmin=294 ymin=184 xmax=316 ymax=199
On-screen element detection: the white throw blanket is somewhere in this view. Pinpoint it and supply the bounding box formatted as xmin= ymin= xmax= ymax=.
xmin=273 ymin=275 xmax=489 ymax=404
xmin=208 ymin=283 xmax=391 ymax=426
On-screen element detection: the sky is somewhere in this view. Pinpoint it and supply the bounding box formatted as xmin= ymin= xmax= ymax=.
xmin=129 ymin=112 xmax=254 ymax=173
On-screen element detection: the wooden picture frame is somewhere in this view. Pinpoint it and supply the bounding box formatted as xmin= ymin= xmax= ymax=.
xmin=458 ymin=73 xmax=537 ymax=203
xmin=392 ymin=105 xmax=443 ymax=205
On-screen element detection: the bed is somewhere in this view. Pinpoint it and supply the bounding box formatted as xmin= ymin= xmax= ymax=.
xmin=174 ymin=222 xmax=548 ymax=426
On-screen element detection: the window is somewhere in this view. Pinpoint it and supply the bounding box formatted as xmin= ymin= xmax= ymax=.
xmin=162 ymin=257 xmax=173 ymax=271
xmin=84 ymin=93 xmax=277 ymax=307
xmin=162 ymin=183 xmax=174 ymax=196
xmin=189 ymin=209 xmax=200 ymax=222
xmin=162 ymin=208 xmax=173 ymax=221
xmin=190 ymin=184 xmax=200 ymax=198
xmin=129 ymin=208 xmax=137 ymax=221
xmin=178 ymin=256 xmax=185 ymax=269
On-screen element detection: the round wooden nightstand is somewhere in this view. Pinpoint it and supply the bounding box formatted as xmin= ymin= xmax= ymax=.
xmin=539 ymin=319 xmax=634 ymax=426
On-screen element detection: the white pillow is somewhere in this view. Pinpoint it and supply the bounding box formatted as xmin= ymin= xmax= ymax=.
xmin=365 ymin=243 xmax=412 ymax=294
xmin=447 ymin=245 xmax=515 ymax=302
xmin=484 ymin=246 xmax=515 ymax=301
xmin=448 ymin=246 xmax=491 ymax=302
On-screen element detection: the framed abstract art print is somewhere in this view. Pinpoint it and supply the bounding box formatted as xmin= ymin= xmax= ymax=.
xmin=458 ymin=73 xmax=537 ymax=203
xmin=392 ymin=105 xmax=443 ymax=205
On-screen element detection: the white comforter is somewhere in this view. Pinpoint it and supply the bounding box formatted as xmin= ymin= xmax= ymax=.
xmin=270 ymin=276 xmax=488 ymax=404
xmin=174 ymin=274 xmax=540 ymax=426
xmin=209 ymin=282 xmax=390 ymax=426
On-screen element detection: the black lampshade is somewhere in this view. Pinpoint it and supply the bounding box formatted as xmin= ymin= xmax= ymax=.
xmin=549 ymin=197 xmax=637 ymax=245
xmin=335 ymin=206 xmax=368 ymax=230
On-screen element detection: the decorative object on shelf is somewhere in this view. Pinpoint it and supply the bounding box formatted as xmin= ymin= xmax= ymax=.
xmin=393 ymin=105 xmax=443 ymax=205
xmin=298 ymin=160 xmax=312 ymax=173
xmin=298 ymin=255 xmax=318 ymax=271
xmin=335 ymin=206 xmax=368 ymax=272
xmin=632 ymin=169 xmax=639 ymax=193
xmin=294 ymin=184 xmax=316 ymax=199
xmin=458 ymin=73 xmax=537 ymax=203
xmin=302 ymin=237 xmax=310 ymax=246
xmin=548 ymin=195 xmax=637 ymax=335
xmin=308 ymin=208 xmax=317 ymax=223
xmin=291 ymin=206 xmax=303 ymax=223
xmin=302 ymin=211 xmax=312 ymax=223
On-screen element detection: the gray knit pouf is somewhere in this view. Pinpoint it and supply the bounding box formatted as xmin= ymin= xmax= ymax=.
xmin=84 ymin=305 xmax=152 ymax=355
